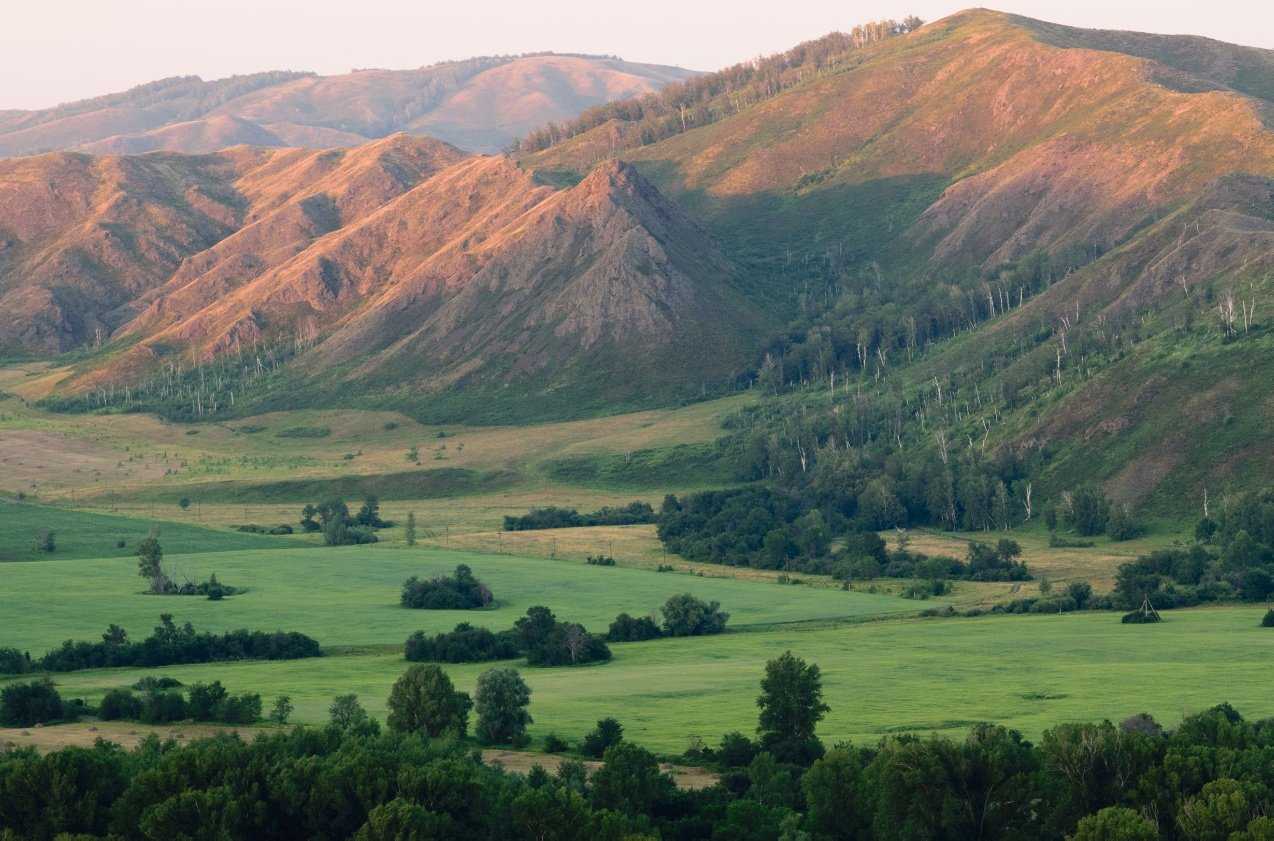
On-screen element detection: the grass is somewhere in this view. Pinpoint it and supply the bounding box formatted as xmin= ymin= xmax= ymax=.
xmin=0 ymin=545 xmax=915 ymax=654
xmin=15 ymin=606 xmax=1273 ymax=754
xmin=0 ymin=501 xmax=305 ymax=562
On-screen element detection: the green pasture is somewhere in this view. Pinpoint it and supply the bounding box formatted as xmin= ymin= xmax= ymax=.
xmin=0 ymin=502 xmax=305 ymax=562
xmin=0 ymin=545 xmax=914 ymax=653
xmin=20 ymin=606 xmax=1273 ymax=753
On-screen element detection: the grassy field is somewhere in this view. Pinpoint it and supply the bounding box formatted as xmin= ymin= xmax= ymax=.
xmin=0 ymin=545 xmax=915 ymax=653
xmin=0 ymin=502 xmax=306 ymax=562
xmin=13 ymin=606 xmax=1270 ymax=754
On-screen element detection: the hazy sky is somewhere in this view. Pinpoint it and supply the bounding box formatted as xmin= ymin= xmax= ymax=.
xmin=3 ymin=0 xmax=1272 ymax=110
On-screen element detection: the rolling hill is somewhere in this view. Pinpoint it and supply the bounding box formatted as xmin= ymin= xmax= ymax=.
xmin=0 ymin=54 xmax=696 ymax=158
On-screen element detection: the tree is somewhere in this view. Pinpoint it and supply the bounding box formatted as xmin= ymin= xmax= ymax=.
xmin=353 ymin=799 xmax=456 ymax=841
xmin=1069 ymin=486 xmax=1111 ymax=536
xmin=329 ymin=693 xmax=374 ymax=732
xmin=386 ymin=664 xmax=471 ymax=738
xmin=757 ymin=651 xmax=829 ymax=764
xmin=474 ymin=667 xmax=532 ymax=746
xmin=0 ymin=679 xmax=64 ymax=727
xmin=32 ymin=529 xmax=55 ymax=553
xmin=270 ymin=695 xmax=294 ymax=725
xmin=590 ymin=742 xmax=674 ymax=817
xmin=137 ymin=537 xmax=168 ymax=593
xmin=581 ymin=717 xmax=624 ymax=758
xmin=1178 ymin=778 xmax=1256 ymax=841
xmin=804 ymin=748 xmax=871 ymax=840
xmin=405 ymin=512 xmax=417 ymax=547
xmin=178 ymin=497 xmax=191 ymax=510
xmin=661 ymin=593 xmax=729 ymax=636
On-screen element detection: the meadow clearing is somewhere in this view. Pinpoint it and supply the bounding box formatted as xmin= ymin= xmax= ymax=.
xmin=2 ymin=359 xmax=1252 ymax=760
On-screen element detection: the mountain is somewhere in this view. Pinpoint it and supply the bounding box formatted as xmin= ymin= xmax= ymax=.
xmin=0 ymin=55 xmax=696 ymax=158
xmin=13 ymin=9 xmax=1274 ymax=500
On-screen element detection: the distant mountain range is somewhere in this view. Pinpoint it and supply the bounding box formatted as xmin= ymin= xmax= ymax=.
xmin=0 ymin=55 xmax=696 ymax=157
xmin=5 ymin=9 xmax=1274 ymax=500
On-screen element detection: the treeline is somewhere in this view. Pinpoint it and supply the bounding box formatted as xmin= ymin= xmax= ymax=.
xmin=6 ymin=653 xmax=1274 ymax=841
xmin=39 ymin=337 xmax=304 ymax=421
xmin=503 ymin=501 xmax=656 ymax=530
xmin=657 ymin=488 xmax=1031 ymax=581
xmin=0 ymin=614 xmax=321 ymax=674
xmin=515 ymin=17 xmax=922 ymax=154
xmin=1114 ymin=490 xmax=1274 ymax=608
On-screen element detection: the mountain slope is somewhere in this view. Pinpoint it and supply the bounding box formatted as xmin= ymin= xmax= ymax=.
xmin=0 ymin=56 xmax=696 ymax=157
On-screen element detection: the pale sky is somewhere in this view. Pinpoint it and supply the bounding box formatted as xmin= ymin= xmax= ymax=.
xmin=3 ymin=0 xmax=1272 ymax=110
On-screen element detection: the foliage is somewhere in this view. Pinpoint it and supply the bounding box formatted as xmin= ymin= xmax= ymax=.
xmin=757 ymin=651 xmax=829 ymax=765
xmin=515 ymin=606 xmax=612 ymax=667
xmin=405 ymin=623 xmax=521 ymax=663
xmin=661 ymin=593 xmax=730 ymax=636
xmin=33 ymin=614 xmax=321 ymax=672
xmin=0 ymin=648 xmax=32 ymax=675
xmin=400 ymin=565 xmax=494 ymax=610
xmin=473 ymin=667 xmax=533 ymax=746
xmin=386 ymin=664 xmax=471 ymax=738
xmin=581 ymin=717 xmax=625 ymax=758
xmin=0 ymin=679 xmax=64 ymax=726
xmin=606 ymin=613 xmax=664 ymax=642
xmin=503 ymin=501 xmax=656 ymax=530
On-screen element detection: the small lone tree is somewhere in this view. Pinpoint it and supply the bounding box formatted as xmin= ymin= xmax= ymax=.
xmin=582 ymin=717 xmax=624 ymax=758
xmin=405 ymin=512 xmax=417 ymax=547
xmin=757 ymin=651 xmax=830 ymax=765
xmin=137 ymin=537 xmax=169 ymax=593
xmin=661 ymin=593 xmax=730 ymax=636
xmin=178 ymin=497 xmax=191 ymax=510
xmin=270 ymin=695 xmax=294 ymax=725
xmin=474 ymin=667 xmax=533 ymax=746
xmin=386 ymin=664 xmax=471 ymax=738
xmin=329 ymin=694 xmax=373 ymax=732
xmin=32 ymin=529 xmax=55 ymax=553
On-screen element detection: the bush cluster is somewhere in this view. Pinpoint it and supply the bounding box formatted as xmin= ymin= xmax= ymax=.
xmin=400 ymin=565 xmax=493 ymax=610
xmin=502 ymin=501 xmax=656 ymax=531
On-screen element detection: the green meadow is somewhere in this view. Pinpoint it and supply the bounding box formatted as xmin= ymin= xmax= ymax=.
xmin=0 ymin=544 xmax=912 ymax=653
xmin=18 ymin=606 xmax=1272 ymax=753
xmin=0 ymin=502 xmax=306 ymax=562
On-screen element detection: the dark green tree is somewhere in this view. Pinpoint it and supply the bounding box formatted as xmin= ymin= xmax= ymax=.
xmin=386 ymin=664 xmax=471 ymax=738
xmin=756 ymin=651 xmax=829 ymax=764
xmin=474 ymin=667 xmax=532 ymax=746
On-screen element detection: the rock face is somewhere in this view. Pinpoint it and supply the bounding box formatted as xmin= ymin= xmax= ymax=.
xmin=0 ymin=56 xmax=697 ymax=158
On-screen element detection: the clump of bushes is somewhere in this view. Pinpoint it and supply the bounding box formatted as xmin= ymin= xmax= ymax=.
xmin=401 ymin=565 xmax=493 ymax=610
xmin=0 ymin=679 xmax=67 ymax=727
xmin=0 ymin=647 xmax=33 ymax=675
xmin=661 ymin=593 xmax=729 ymax=636
xmin=503 ymin=501 xmax=656 ymax=531
xmin=581 ymin=717 xmax=624 ymax=758
xmin=586 ymin=554 xmax=616 ymax=566
xmin=299 ymin=496 xmax=388 ymax=545
xmin=31 ymin=615 xmax=321 ymax=673
xmin=276 ymin=426 xmax=330 ymax=438
xmin=901 ymin=579 xmax=952 ymax=600
xmin=99 ymin=680 xmax=262 ymax=724
xmin=1263 ymin=609 xmax=1274 ymax=628
xmin=403 ymin=606 xmax=610 ymax=668
xmin=405 ymin=623 xmax=520 ymax=663
xmin=606 ymin=613 xmax=663 ymax=642
xmin=235 ymin=524 xmax=295 ymax=535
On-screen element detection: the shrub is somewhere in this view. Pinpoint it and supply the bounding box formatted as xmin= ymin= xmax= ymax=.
xmin=133 ymin=676 xmax=183 ymax=692
xmin=32 ymin=529 xmax=55 ymax=553
xmin=717 ymin=732 xmax=758 ymax=768
xmin=586 ymin=554 xmax=616 ymax=566
xmin=139 ymin=690 xmax=187 ymax=724
xmin=543 ymin=733 xmax=569 ymax=753
xmin=1107 ymin=505 xmax=1143 ymax=541
xmin=98 ymin=689 xmax=142 ymax=721
xmin=0 ymin=647 xmax=32 ymax=675
xmin=400 ymin=565 xmax=493 ymax=610
xmin=1068 ymin=485 xmax=1111 ymax=536
xmin=516 ymin=607 xmax=611 ymax=667
xmin=35 ymin=615 xmax=321 ymax=673
xmin=606 ymin=613 xmax=663 ymax=642
xmin=1262 ymin=609 xmax=1274 ymax=628
xmin=404 ymin=624 xmax=520 ymax=663
xmin=503 ymin=502 xmax=656 ymax=531
xmin=661 ymin=594 xmax=729 ymax=636
xmin=0 ymin=679 xmax=64 ymax=726
xmin=581 ymin=717 xmax=624 ymax=758
xmin=276 ymin=426 xmax=330 ymax=438
xmin=187 ymin=681 xmax=229 ymax=720
xmin=218 ymin=693 xmax=263 ymax=724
